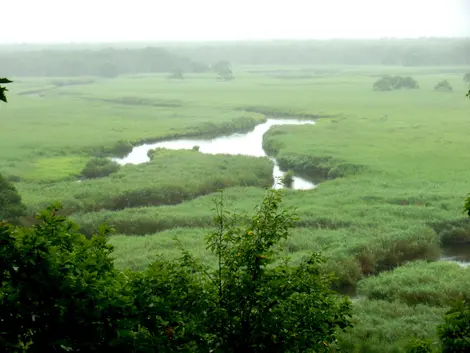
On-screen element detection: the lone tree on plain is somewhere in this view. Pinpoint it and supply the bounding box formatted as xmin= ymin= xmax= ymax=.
xmin=169 ymin=69 xmax=184 ymax=79
xmin=434 ymin=79 xmax=453 ymax=92
xmin=463 ymin=72 xmax=470 ymax=84
xmin=212 ymin=60 xmax=233 ymax=81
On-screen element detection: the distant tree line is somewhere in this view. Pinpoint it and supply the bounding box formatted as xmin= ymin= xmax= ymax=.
xmin=0 ymin=47 xmax=209 ymax=77
xmin=168 ymin=38 xmax=470 ymax=66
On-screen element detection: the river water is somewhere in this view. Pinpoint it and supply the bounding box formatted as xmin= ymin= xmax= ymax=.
xmin=114 ymin=118 xmax=316 ymax=190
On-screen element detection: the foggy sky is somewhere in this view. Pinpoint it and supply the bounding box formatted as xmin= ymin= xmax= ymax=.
xmin=2 ymin=0 xmax=469 ymax=43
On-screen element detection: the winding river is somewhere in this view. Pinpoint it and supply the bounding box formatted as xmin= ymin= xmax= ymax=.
xmin=114 ymin=118 xmax=316 ymax=190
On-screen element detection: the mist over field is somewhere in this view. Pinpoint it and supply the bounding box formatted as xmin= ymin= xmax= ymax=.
xmin=1 ymin=1 xmax=470 ymax=352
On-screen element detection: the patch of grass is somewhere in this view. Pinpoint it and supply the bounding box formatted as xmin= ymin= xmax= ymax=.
xmin=20 ymin=155 xmax=90 ymax=182
xmin=357 ymin=260 xmax=470 ymax=307
xmin=430 ymin=218 xmax=470 ymax=245
xmin=18 ymin=151 xmax=273 ymax=214
xmin=334 ymin=299 xmax=445 ymax=353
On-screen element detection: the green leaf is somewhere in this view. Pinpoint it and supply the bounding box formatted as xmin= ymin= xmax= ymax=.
xmin=0 ymin=87 xmax=8 ymax=103
xmin=0 ymin=78 xmax=13 ymax=84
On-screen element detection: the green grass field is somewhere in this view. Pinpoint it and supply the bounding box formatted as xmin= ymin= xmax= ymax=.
xmin=3 ymin=65 xmax=470 ymax=352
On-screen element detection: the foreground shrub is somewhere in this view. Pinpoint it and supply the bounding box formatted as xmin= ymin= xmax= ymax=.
xmin=0 ymin=173 xmax=26 ymax=224
xmin=437 ymin=296 xmax=470 ymax=353
xmin=80 ymin=157 xmax=120 ymax=179
xmin=0 ymin=190 xmax=352 ymax=352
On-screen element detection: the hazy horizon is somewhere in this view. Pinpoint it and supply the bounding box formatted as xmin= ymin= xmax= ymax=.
xmin=2 ymin=0 xmax=470 ymax=44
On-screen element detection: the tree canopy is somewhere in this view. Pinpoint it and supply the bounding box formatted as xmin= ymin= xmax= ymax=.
xmin=0 ymin=77 xmax=12 ymax=102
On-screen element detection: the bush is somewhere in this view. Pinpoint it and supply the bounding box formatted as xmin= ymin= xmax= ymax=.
xmin=434 ymin=80 xmax=453 ymax=92
xmin=282 ymin=170 xmax=295 ymax=188
xmin=169 ymin=69 xmax=184 ymax=79
xmin=192 ymin=145 xmax=200 ymax=151
xmin=405 ymin=338 xmax=434 ymax=353
xmin=373 ymin=75 xmax=419 ymax=91
xmin=6 ymin=175 xmax=21 ymax=183
xmin=81 ymin=158 xmax=120 ymax=179
xmin=0 ymin=173 xmax=26 ymax=223
xmin=0 ymin=190 xmax=352 ymax=352
xmin=437 ymin=296 xmax=470 ymax=352
xmin=94 ymin=140 xmax=134 ymax=158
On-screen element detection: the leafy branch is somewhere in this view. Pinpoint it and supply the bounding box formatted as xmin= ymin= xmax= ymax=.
xmin=0 ymin=77 xmax=13 ymax=103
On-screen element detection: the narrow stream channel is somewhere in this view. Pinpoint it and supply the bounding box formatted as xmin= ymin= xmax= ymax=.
xmin=114 ymin=118 xmax=316 ymax=190
xmin=441 ymin=244 xmax=470 ymax=268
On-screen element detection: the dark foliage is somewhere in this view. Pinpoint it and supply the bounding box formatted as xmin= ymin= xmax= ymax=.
xmin=80 ymin=158 xmax=121 ymax=179
xmin=0 ymin=77 xmax=12 ymax=102
xmin=0 ymin=173 xmax=26 ymax=223
xmin=0 ymin=190 xmax=352 ymax=352
xmin=373 ymin=75 xmax=419 ymax=91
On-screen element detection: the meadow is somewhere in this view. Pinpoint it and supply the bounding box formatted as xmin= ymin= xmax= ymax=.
xmin=3 ymin=64 xmax=470 ymax=352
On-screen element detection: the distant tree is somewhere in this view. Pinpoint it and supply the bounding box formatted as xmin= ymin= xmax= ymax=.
xmin=373 ymin=76 xmax=393 ymax=91
xmin=463 ymin=73 xmax=470 ymax=84
xmin=373 ymin=75 xmax=419 ymax=91
xmin=212 ymin=60 xmax=233 ymax=81
xmin=397 ymin=76 xmax=419 ymax=89
xmin=0 ymin=77 xmax=12 ymax=102
xmin=169 ymin=69 xmax=184 ymax=79
xmin=434 ymin=79 xmax=453 ymax=92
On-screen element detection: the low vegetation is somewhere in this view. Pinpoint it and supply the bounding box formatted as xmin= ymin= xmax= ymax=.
xmin=18 ymin=150 xmax=274 ymax=215
xmin=80 ymin=157 xmax=120 ymax=179
xmin=0 ymin=189 xmax=352 ymax=352
xmin=357 ymin=260 xmax=470 ymax=307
